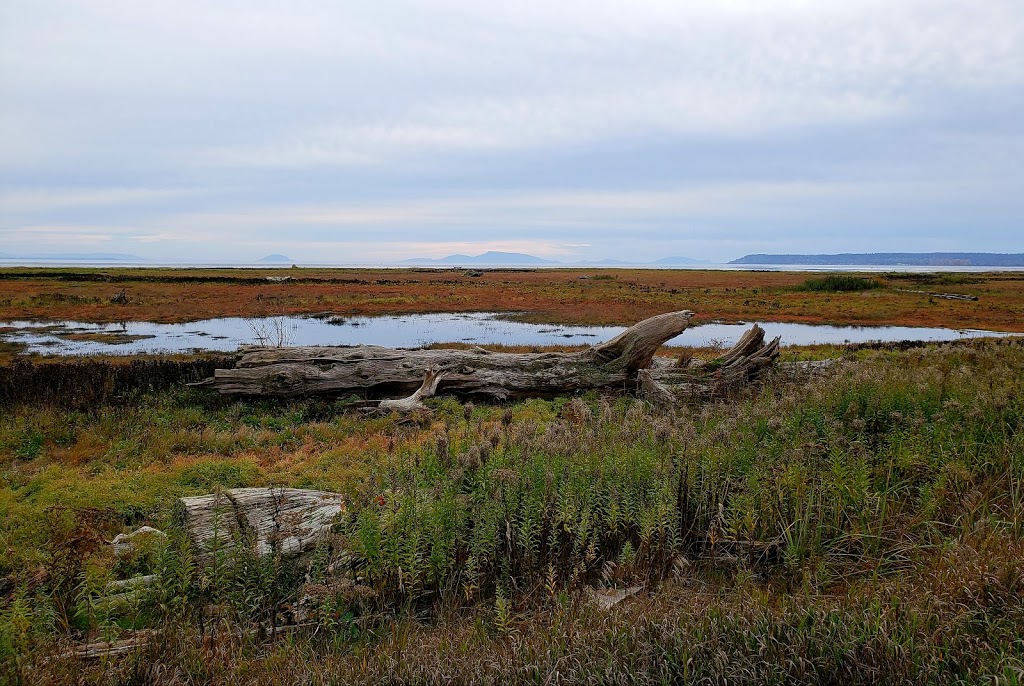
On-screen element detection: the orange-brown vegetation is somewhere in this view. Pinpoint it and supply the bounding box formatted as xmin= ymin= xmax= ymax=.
xmin=2 ymin=267 xmax=1022 ymax=330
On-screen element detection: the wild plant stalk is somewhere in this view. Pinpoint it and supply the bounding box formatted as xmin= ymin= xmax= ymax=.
xmin=245 ymin=316 xmax=296 ymax=347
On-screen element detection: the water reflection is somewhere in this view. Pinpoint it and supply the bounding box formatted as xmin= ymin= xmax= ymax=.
xmin=0 ymin=312 xmax=1015 ymax=356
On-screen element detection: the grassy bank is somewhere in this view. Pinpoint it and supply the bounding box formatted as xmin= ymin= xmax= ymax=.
xmin=1 ymin=337 xmax=1022 ymax=683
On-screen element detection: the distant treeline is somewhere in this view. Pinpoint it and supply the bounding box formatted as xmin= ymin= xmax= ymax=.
xmin=730 ymin=252 xmax=1024 ymax=266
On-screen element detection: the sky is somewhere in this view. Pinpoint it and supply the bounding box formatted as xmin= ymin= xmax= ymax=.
xmin=1 ymin=0 xmax=1022 ymax=264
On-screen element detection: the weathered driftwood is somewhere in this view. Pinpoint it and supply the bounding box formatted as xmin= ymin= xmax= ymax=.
xmin=65 ymin=623 xmax=322 ymax=662
xmin=378 ymin=368 xmax=444 ymax=412
xmin=178 ymin=487 xmax=344 ymax=558
xmin=195 ymin=311 xmax=785 ymax=405
xmin=69 ymin=630 xmax=159 ymax=661
xmin=197 ymin=311 xmax=697 ymax=399
xmin=641 ymin=324 xmax=781 ymax=402
xmin=775 ymin=358 xmax=840 ymax=381
xmin=111 ymin=525 xmax=167 ymax=557
xmin=895 ymin=288 xmax=979 ymax=301
xmin=638 ymin=369 xmax=679 ymax=408
xmin=97 ymin=575 xmax=160 ymax=613
xmin=587 ymin=584 xmax=644 ymax=609
xmin=105 ymin=575 xmax=159 ymax=594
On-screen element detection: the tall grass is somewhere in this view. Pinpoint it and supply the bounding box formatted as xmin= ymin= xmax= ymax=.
xmin=0 ymin=356 xmax=232 ymax=409
xmin=2 ymin=339 xmax=1023 ymax=683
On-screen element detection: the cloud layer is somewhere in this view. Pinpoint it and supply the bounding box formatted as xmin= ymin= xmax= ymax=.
xmin=1 ymin=0 xmax=1022 ymax=262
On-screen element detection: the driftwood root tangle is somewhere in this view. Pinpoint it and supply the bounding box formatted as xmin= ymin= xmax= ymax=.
xmin=642 ymin=324 xmax=781 ymax=402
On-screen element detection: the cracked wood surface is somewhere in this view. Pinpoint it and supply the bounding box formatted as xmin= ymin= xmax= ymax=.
xmin=179 ymin=487 xmax=344 ymax=558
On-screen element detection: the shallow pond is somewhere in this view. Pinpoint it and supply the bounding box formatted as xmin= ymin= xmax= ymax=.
xmin=0 ymin=313 xmax=1015 ymax=356
xmin=0 ymin=315 xmax=1011 ymax=358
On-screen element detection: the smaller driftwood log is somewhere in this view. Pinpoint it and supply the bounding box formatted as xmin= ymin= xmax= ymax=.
xmin=377 ymin=367 xmax=444 ymax=412
xmin=178 ymin=487 xmax=344 ymax=559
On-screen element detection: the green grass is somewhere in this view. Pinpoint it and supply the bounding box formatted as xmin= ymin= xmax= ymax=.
xmin=798 ymin=275 xmax=882 ymax=292
xmin=2 ymin=339 xmax=1023 ymax=683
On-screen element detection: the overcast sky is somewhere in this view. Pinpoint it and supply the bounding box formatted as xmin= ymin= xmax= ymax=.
xmin=1 ymin=0 xmax=1022 ymax=263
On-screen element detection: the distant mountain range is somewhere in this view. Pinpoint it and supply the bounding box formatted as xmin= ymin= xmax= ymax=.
xmin=402 ymin=251 xmax=710 ymax=266
xmin=404 ymin=251 xmax=558 ymax=265
xmin=0 ymin=252 xmax=144 ymax=261
xmin=14 ymin=249 xmax=1015 ymax=268
xmin=0 ymin=250 xmax=709 ymax=266
xmin=651 ymin=256 xmax=711 ymax=265
xmin=729 ymin=253 xmax=1024 ymax=266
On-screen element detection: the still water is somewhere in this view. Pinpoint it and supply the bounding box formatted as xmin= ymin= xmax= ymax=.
xmin=0 ymin=312 xmax=1015 ymax=356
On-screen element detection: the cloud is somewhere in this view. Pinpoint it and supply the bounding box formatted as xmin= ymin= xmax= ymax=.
xmin=110 ymin=180 xmax=854 ymax=240
xmin=322 ymin=240 xmax=588 ymax=260
xmin=0 ymin=0 xmax=1021 ymax=260
xmin=0 ymin=187 xmax=202 ymax=213
xmin=199 ymin=88 xmax=905 ymax=170
xmin=9 ymin=174 xmax=1017 ymax=263
xmin=5 ymin=226 xmax=115 ymax=245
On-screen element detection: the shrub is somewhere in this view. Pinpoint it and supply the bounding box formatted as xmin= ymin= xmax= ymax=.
xmin=176 ymin=460 xmax=258 ymax=491
xmin=798 ymin=275 xmax=881 ymax=292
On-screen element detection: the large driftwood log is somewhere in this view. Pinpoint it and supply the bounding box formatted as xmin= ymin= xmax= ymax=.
xmin=196 ymin=310 xmax=696 ymax=399
xmin=178 ymin=487 xmax=344 ymax=558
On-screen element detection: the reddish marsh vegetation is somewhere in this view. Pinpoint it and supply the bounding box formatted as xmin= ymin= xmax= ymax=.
xmin=2 ymin=267 xmax=1022 ymax=331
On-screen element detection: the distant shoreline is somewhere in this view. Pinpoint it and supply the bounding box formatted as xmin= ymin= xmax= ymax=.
xmin=3 ymin=260 xmax=1024 ymax=273
xmin=730 ymin=252 xmax=1024 ymax=267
